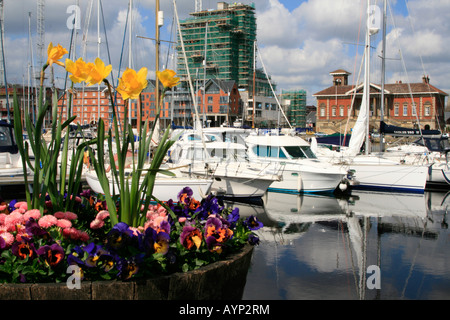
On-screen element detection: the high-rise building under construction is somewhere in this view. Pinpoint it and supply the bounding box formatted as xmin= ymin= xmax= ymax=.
xmin=177 ymin=2 xmax=271 ymax=94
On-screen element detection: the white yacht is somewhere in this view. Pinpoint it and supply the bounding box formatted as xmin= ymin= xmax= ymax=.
xmin=245 ymin=134 xmax=350 ymax=194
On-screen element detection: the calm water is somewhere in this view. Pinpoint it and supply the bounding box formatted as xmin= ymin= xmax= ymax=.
xmin=225 ymin=190 xmax=450 ymax=300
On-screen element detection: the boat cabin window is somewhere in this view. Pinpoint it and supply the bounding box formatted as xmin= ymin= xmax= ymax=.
xmin=283 ymin=146 xmax=317 ymax=159
xmin=0 ymin=126 xmax=13 ymax=147
xmin=252 ymin=145 xmax=287 ymax=159
xmin=210 ymin=148 xmax=246 ymax=161
xmin=186 ymin=147 xmax=206 ymax=161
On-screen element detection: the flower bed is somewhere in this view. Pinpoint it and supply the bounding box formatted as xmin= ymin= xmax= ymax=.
xmin=0 ymin=187 xmax=261 ymax=293
xmin=0 ymin=244 xmax=253 ymax=300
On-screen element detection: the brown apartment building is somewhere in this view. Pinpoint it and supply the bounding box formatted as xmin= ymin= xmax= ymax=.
xmin=313 ymin=69 xmax=448 ymax=134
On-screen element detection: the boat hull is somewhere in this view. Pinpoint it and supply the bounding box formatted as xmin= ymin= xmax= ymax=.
xmin=268 ymin=164 xmax=345 ymax=194
xmin=84 ymin=172 xmax=212 ymax=201
xmin=182 ymin=163 xmax=281 ymax=198
xmin=348 ymin=161 xmax=428 ymax=193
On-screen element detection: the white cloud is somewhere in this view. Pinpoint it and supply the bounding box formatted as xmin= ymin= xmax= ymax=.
xmin=1 ymin=0 xmax=449 ymax=108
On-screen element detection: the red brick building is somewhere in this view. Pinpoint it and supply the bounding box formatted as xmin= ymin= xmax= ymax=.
xmin=57 ymin=78 xmax=241 ymax=130
xmin=313 ymin=69 xmax=448 ymax=134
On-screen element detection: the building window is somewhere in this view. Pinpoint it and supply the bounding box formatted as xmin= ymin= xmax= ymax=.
xmin=320 ymin=107 xmax=325 ymax=117
xmin=424 ymin=102 xmax=431 ymax=116
xmin=332 ymin=106 xmax=336 ymax=117
xmin=412 ymin=103 xmax=417 ymax=116
xmin=403 ymin=103 xmax=408 ymax=116
xmin=208 ymin=106 xmax=213 ymax=112
xmin=339 ymin=106 xmax=344 ymax=117
xmin=394 ymin=104 xmax=399 ymax=116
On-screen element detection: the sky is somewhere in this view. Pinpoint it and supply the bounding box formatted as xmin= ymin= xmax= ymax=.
xmin=2 ymin=0 xmax=449 ymax=106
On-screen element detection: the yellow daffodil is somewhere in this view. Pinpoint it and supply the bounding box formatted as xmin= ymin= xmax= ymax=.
xmin=65 ymin=58 xmax=94 ymax=84
xmin=116 ymin=67 xmax=148 ymax=100
xmin=46 ymin=42 xmax=68 ymax=67
xmin=86 ymin=57 xmax=112 ymax=86
xmin=156 ymin=69 xmax=180 ymax=89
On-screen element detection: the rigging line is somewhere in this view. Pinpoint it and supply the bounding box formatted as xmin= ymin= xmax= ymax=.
xmin=403 ymin=0 xmax=442 ymax=132
xmin=387 ymin=0 xmax=426 ymax=145
xmin=59 ymin=23 xmax=77 ymax=121
xmin=112 ymin=2 xmax=130 ymax=133
xmin=255 ymin=42 xmax=292 ymax=129
xmin=99 ymin=0 xmax=115 ymax=87
xmin=341 ymin=0 xmax=365 ymax=146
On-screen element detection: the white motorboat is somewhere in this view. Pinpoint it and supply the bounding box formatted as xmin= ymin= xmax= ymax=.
xmin=383 ymin=136 xmax=450 ymax=189
xmin=84 ymin=170 xmax=213 ymax=202
xmin=167 ymin=138 xmax=282 ymax=198
xmin=245 ymin=134 xmax=350 ymax=194
xmin=0 ymin=121 xmax=31 ymax=182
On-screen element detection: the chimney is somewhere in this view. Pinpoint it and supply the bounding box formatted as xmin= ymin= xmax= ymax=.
xmin=422 ymin=75 xmax=430 ymax=84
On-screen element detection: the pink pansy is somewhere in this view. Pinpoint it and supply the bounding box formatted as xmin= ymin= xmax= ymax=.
xmin=0 ymin=205 xmax=7 ymax=211
xmin=178 ymin=217 xmax=187 ymax=223
xmin=38 ymin=215 xmax=58 ymax=228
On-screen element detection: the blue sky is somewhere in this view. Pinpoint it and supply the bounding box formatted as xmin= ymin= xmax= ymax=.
xmin=2 ymin=0 xmax=449 ymax=107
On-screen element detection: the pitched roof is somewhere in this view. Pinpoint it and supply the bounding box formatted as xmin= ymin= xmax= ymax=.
xmin=313 ymin=82 xmax=448 ymax=97
xmin=329 ymin=69 xmax=351 ymax=75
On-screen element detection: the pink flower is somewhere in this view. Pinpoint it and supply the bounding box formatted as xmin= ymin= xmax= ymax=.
xmin=178 ymin=217 xmax=187 ymax=223
xmin=0 ymin=204 xmax=7 ymax=211
xmin=5 ymin=211 xmax=24 ymax=226
xmin=0 ymin=232 xmax=14 ymax=248
xmin=23 ymin=209 xmax=41 ymax=221
xmin=64 ymin=211 xmax=78 ymax=220
xmin=62 ymin=227 xmax=89 ymax=242
xmin=96 ymin=210 xmax=109 ymax=221
xmin=90 ymin=219 xmax=104 ymax=229
xmin=38 ymin=215 xmax=58 ymax=228
xmin=0 ymin=213 xmax=7 ymax=225
xmin=56 ymin=219 xmax=72 ymax=229
xmin=54 ymin=211 xmax=78 ymax=220
xmin=53 ymin=211 xmax=65 ymax=219
xmin=14 ymin=201 xmax=28 ymax=211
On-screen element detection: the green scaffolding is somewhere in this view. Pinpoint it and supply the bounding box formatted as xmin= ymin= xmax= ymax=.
xmin=281 ymin=89 xmax=307 ymax=127
xmin=176 ymin=3 xmax=259 ymax=92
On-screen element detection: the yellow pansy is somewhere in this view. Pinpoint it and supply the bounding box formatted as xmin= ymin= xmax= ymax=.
xmin=65 ymin=58 xmax=94 ymax=84
xmin=156 ymin=69 xmax=180 ymax=89
xmin=46 ymin=42 xmax=68 ymax=67
xmin=116 ymin=67 xmax=148 ymax=100
xmin=86 ymin=58 xmax=112 ymax=86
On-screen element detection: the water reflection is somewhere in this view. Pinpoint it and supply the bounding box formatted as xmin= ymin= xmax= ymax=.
xmin=226 ymin=190 xmax=450 ymax=300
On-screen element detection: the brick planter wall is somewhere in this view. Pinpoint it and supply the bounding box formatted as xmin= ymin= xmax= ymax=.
xmin=0 ymin=245 xmax=254 ymax=300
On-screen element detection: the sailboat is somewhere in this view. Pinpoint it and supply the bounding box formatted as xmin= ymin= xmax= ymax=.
xmin=313 ymin=0 xmax=429 ymax=194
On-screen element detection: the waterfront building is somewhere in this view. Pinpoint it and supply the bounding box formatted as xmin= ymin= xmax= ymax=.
xmin=313 ymin=69 xmax=448 ymax=134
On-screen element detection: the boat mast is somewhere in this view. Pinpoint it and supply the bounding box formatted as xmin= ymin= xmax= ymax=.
xmin=380 ymin=0 xmax=387 ymax=152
